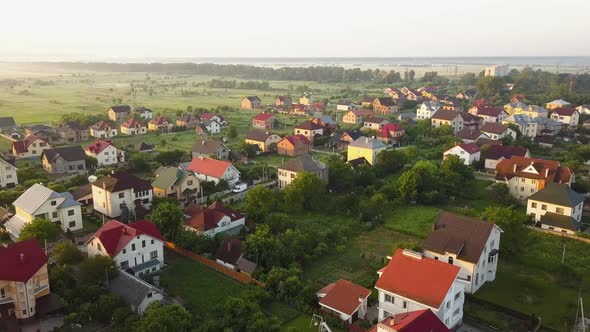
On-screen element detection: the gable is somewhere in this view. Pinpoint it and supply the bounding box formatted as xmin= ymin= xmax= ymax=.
xmin=522 ymin=165 xmax=540 ymax=174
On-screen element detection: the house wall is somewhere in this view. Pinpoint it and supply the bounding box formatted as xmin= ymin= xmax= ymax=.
xmin=42 ymin=156 xmax=85 ymax=174
xmin=541 ymin=223 xmax=577 ymax=235
xmin=347 ymin=146 xmax=385 ymax=165
xmin=0 ymin=161 xmax=17 ymax=188
xmin=277 ymin=142 xmax=309 ymax=157
xmin=294 ymin=128 xmax=323 ymax=142
xmin=343 ymin=112 xmax=362 ymax=124
xmin=277 ymin=167 xmax=328 ymax=190
xmin=13 ymin=139 xmax=51 ymax=159
xmin=88 ymin=235 xmax=164 ymax=272
xmin=121 ymin=126 xmax=147 ymax=135
xmin=432 ymin=116 xmax=463 ymax=134
xmin=503 ymin=176 xmax=544 ymax=200
xmin=527 ymin=199 xmax=583 ymax=223
xmin=57 ymin=204 xmax=83 ymax=232
xmin=90 ymin=145 xmax=124 ymax=167
xmin=443 ymin=147 xmax=480 ymax=165
xmin=363 ymin=121 xmax=388 ymax=131
xmin=90 ymin=128 xmax=118 ymax=139
xmin=137 ymin=292 xmax=163 ymax=315
xmin=92 ymin=186 xmax=153 ymax=218
xmin=551 ymin=112 xmax=579 ymax=126
xmin=0 ymin=264 xmax=50 ymax=320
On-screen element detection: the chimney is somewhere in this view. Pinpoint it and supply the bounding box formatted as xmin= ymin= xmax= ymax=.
xmin=513 ymin=164 xmax=517 ymax=172
xmin=365 ymin=137 xmax=369 ymax=144
xmin=201 ymin=140 xmax=205 ymax=145
xmin=103 ymin=181 xmax=106 ymax=189
xmin=358 ymin=295 xmax=363 ymax=303
xmin=20 ymin=253 xmax=24 ymax=263
xmin=122 ymin=227 xmax=127 ymax=235
xmin=545 ymin=168 xmax=549 ymax=178
xmin=389 ymin=317 xmax=395 ymax=326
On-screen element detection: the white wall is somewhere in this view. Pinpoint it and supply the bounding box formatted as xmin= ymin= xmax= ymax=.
xmin=92 ymin=186 xmax=153 ymax=218
xmin=88 ymin=235 xmax=164 ymax=271
xmin=527 ymin=199 xmax=583 ymax=223
xmin=0 ymin=161 xmax=17 ymax=187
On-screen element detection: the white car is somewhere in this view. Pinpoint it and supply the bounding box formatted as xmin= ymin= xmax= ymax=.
xmin=232 ymin=183 xmax=247 ymax=193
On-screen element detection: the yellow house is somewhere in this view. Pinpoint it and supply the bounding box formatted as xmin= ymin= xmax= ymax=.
xmin=244 ymin=131 xmax=282 ymax=152
xmin=0 ymin=240 xmax=51 ymax=320
xmin=299 ymin=94 xmax=313 ymax=106
xmin=503 ymin=101 xmax=527 ymax=115
xmin=347 ymin=136 xmax=386 ymax=165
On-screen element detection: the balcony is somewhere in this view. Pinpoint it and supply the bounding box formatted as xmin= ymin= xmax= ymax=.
xmin=0 ymin=296 xmax=15 ymax=304
xmin=34 ymin=284 xmax=49 ymax=295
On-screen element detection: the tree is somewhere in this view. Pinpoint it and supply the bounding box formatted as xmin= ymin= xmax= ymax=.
xmin=374 ymin=149 xmax=406 ymax=177
xmin=150 ymin=201 xmax=184 ymax=241
xmin=480 ymin=207 xmax=527 ymax=256
xmin=85 ymin=155 xmax=98 ymax=169
xmin=324 ymin=156 xmax=355 ymax=192
xmin=154 ymin=150 xmax=186 ymax=166
xmin=239 ymin=142 xmax=258 ymax=157
xmin=18 ymin=218 xmax=60 ymax=243
xmin=78 ymin=255 xmax=118 ymax=285
xmin=476 ymin=76 xmax=504 ymax=99
xmin=52 ymin=240 xmax=84 ymax=265
xmin=440 ymin=155 xmax=474 ymax=196
xmin=360 ymin=193 xmax=387 ymax=223
xmin=228 ymin=125 xmax=238 ymax=138
xmin=127 ymin=153 xmax=152 ymax=172
xmin=490 ymin=183 xmax=518 ymax=205
xmin=283 ymin=172 xmax=326 ymax=212
xmin=93 ymin=294 xmax=125 ymax=323
xmin=134 ymin=303 xmax=192 ymax=332
xmin=398 ymin=160 xmax=443 ymax=204
xmin=245 ymin=185 xmax=278 ymax=222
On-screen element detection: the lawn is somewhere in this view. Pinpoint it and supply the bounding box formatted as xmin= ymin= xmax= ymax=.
xmin=159 ymin=250 xmax=245 ymax=317
xmin=281 ymin=314 xmax=345 ymax=332
xmin=382 ymin=205 xmax=439 ymax=239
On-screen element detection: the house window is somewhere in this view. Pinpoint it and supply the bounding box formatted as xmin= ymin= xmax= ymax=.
xmin=454 ymin=307 xmax=460 ymax=316
xmin=119 ymin=203 xmax=125 ymax=209
xmin=50 ymin=200 xmax=56 ymax=206
xmin=445 ymin=318 xmax=449 ymax=326
xmin=147 ymin=292 xmax=152 ymax=299
xmin=150 ymin=251 xmax=158 ymax=259
xmin=454 ymin=292 xmax=461 ymax=300
xmin=69 ymin=221 xmax=76 ymax=227
xmin=531 ymin=202 xmax=537 ymax=209
xmin=119 ymin=192 xmax=125 ymax=199
xmin=556 ymin=207 xmax=564 ymax=214
xmin=187 ymin=180 xmax=193 ymax=186
xmin=69 ymin=166 xmax=74 ymax=171
xmin=77 ymin=164 xmax=84 ymax=170
xmin=446 ymin=301 xmax=450 ymax=309
xmin=151 ymin=239 xmax=154 ymax=245
xmin=120 ymin=261 xmax=129 ymax=269
xmin=384 ymin=294 xmax=394 ymax=304
xmin=97 ymin=243 xmax=102 ymax=251
xmin=142 ymin=240 xmax=146 ymax=248
xmin=68 ymin=209 xmax=75 ymax=216
xmin=123 ymin=249 xmax=126 ymax=254
xmin=0 ymin=288 xmax=5 ymax=299
xmin=52 ymin=212 xmax=58 ymax=218
xmin=541 ymin=204 xmax=547 ymax=211
xmin=448 ymin=257 xmax=454 ymax=264
xmin=402 ymin=301 xmax=407 ymax=309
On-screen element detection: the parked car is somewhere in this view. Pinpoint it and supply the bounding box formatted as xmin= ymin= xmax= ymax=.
xmin=232 ymin=183 xmax=247 ymax=193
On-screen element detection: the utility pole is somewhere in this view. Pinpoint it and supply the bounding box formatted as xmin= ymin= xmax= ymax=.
xmin=562 ymin=244 xmax=566 ymax=264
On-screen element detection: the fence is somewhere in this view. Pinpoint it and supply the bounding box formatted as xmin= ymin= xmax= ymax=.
xmin=527 ymin=225 xmax=590 ymax=244
xmin=164 ymin=241 xmax=265 ymax=287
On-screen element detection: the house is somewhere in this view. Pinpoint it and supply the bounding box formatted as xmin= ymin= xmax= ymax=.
xmin=108 ymin=105 xmax=132 ymax=122
xmin=401 ymin=87 xmax=421 ymax=101
xmin=200 ymin=112 xmax=227 ymax=126
xmin=191 ymin=139 xmax=229 ymax=160
xmin=25 ymin=125 xmax=58 ymax=145
xmin=431 ymin=110 xmax=463 ymax=134
xmin=299 ymin=94 xmax=313 ymax=106
xmin=550 ymin=108 xmax=580 ymax=126
xmin=11 ymin=135 xmax=51 ymax=159
xmin=312 ymin=116 xmax=338 ymax=132
xmin=91 ymin=172 xmax=153 ymax=218
xmin=373 ymin=97 xmax=398 ymax=114
xmin=139 ymin=142 xmax=154 ymax=153
xmin=546 ymin=99 xmax=571 ymax=110
xmin=245 ymin=131 xmax=281 ymax=152
xmin=41 ymin=146 xmax=86 ymax=174
xmin=576 ymin=105 xmax=590 ymax=115
xmin=347 ymin=136 xmax=386 ymax=166
xmin=294 ymin=121 xmax=324 ymax=142
xmin=241 ymin=96 xmax=262 ymax=109
xmin=195 ymin=120 xmax=221 ymax=135
xmin=483 ymin=145 xmax=530 ymax=170
xmin=439 ymin=97 xmax=463 ymax=112
xmin=329 ymin=130 xmax=362 ymax=150
xmin=443 ymin=143 xmax=480 ymax=165
xmin=520 ymin=105 xmax=548 ymax=119
xmin=109 ymin=271 xmax=163 ymax=315
xmin=56 ymin=122 xmax=88 ymax=144
xmin=309 ymin=102 xmax=326 ymax=113
xmin=277 ymin=135 xmax=311 ymax=157
xmin=316 ymin=279 xmax=371 ymax=323
xmin=495 ymin=156 xmax=573 ymax=200
xmin=4 ymin=184 xmax=83 ymax=239
xmin=275 ymin=96 xmax=292 ymax=107
xmin=456 ymin=90 xmax=475 ymax=100
xmin=386 ymin=87 xmax=404 ymax=99
xmin=363 ymin=116 xmax=390 ymax=131
xmin=185 ymin=156 xmax=240 ymax=185
xmin=527 ymin=183 xmax=584 ymax=235
xmin=90 ymin=120 xmax=118 ymax=139
xmin=502 ymin=114 xmax=538 ymax=138
xmin=252 ymin=112 xmax=276 ymax=130
xmin=468 ymin=105 xmax=507 ymax=123
xmin=416 ymin=101 xmax=441 ymax=120
xmin=459 ymin=112 xmax=482 ymax=131
xmin=336 ymin=100 xmax=358 ymax=111
xmin=120 ymin=119 xmax=147 ymax=135
xmin=479 ymin=123 xmax=516 ymax=141
xmin=367 ymin=309 xmax=450 ymax=332
xmin=277 ymin=154 xmax=328 ymax=189
xmin=134 ymin=107 xmax=153 ymax=120
xmin=176 ymin=113 xmax=201 ymax=128
xmin=148 ymin=115 xmax=173 ymax=132
xmin=0 ymin=153 xmax=17 ymax=188
xmin=72 ymin=183 xmax=93 ymax=208
xmin=215 ymin=238 xmax=257 ymax=275
xmin=0 ymin=116 xmax=17 ymax=132
xmin=86 ymin=220 xmax=165 ymax=276
xmin=152 ymin=166 xmax=199 ymax=203
xmin=184 ymin=202 xmax=246 ymax=237
xmin=484 ymin=64 xmax=509 ymax=77
xmin=423 ymin=212 xmax=502 ymax=294
xmin=455 ymin=128 xmax=489 ymax=144
xmin=503 ymin=101 xmax=527 ymax=115
xmin=85 ymin=140 xmax=125 ymax=167
xmin=375 ymin=249 xmax=464 ymax=329
xmin=343 ymin=109 xmax=374 ymax=124
xmin=377 ymin=123 xmax=405 ymax=145
xmin=0 ymin=240 xmax=51 ymax=320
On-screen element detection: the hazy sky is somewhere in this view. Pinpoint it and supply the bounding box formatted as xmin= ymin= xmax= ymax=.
xmin=2 ymin=0 xmax=589 ymax=60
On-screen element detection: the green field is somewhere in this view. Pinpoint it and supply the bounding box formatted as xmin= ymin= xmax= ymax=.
xmin=159 ymin=250 xmax=246 ymax=316
xmin=382 ymin=205 xmax=439 ymax=238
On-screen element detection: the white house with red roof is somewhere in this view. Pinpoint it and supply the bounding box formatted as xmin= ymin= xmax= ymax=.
xmin=468 ymin=105 xmax=508 ymax=124
xmin=120 ymin=119 xmax=147 ymax=135
xmin=550 ymin=107 xmax=580 ymax=126
xmin=86 ymin=220 xmax=165 ymax=277
xmin=85 ymin=140 xmax=125 ymax=167
xmin=316 ymin=279 xmax=371 ymax=323
xmin=185 ymin=156 xmax=240 ymax=185
xmin=200 ymin=112 xmax=226 ymax=126
xmin=90 ymin=121 xmax=118 ymax=139
xmin=183 ymin=202 xmax=246 ymax=237
xmin=375 ymin=249 xmax=464 ymax=329
xmin=376 ymin=123 xmax=405 ymax=145
xmin=368 ymin=309 xmax=450 ymax=332
xmin=479 ymin=123 xmax=516 ymax=141
xmin=443 ymin=143 xmax=480 ymax=166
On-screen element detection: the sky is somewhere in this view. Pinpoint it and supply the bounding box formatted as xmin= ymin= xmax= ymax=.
xmin=1 ymin=0 xmax=590 ymax=61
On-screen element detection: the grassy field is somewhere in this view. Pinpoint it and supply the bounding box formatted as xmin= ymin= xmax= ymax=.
xmin=382 ymin=205 xmax=439 ymax=238
xmin=159 ymin=250 xmax=245 ymax=317
xmin=281 ymin=315 xmax=345 ymax=332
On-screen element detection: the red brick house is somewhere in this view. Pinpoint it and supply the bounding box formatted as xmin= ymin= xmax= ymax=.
xmin=252 ymin=112 xmax=276 ymax=130
xmin=277 ymin=135 xmax=311 ymax=157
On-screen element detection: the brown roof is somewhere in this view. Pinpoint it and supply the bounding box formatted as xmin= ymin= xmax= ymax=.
xmin=456 ymin=128 xmax=483 ymax=141
xmin=375 ymin=97 xmax=396 ymax=107
xmin=364 ymin=116 xmax=387 ymax=124
xmin=480 ymin=122 xmax=509 ymax=135
xmin=215 ymin=238 xmax=243 ymax=265
xmin=42 ymin=146 xmax=85 ymax=162
xmin=484 ymin=145 xmax=528 ymax=160
xmin=423 ymin=211 xmax=496 ymax=264
xmin=191 ymin=140 xmax=223 ymax=155
xmin=295 ymin=120 xmax=323 ymax=130
xmin=109 ymin=105 xmax=131 ymax=113
xmin=431 ymin=109 xmax=460 ymax=121
xmin=495 ymin=156 xmax=573 ymax=183
xmin=318 ymin=279 xmax=371 ymax=316
xmin=552 ymin=107 xmax=578 ymax=116
xmin=92 ymin=172 xmax=152 ymax=192
xmin=245 ymin=130 xmax=278 ymax=142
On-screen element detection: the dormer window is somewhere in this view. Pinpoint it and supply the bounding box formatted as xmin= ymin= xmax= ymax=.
xmin=50 ymin=200 xmax=56 ymax=206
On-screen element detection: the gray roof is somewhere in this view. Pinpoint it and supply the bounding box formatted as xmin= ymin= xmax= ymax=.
xmin=540 ymin=212 xmax=580 ymax=231
xmin=56 ymin=192 xmax=81 ymax=209
xmin=152 ymin=166 xmax=187 ymax=189
xmin=13 ymin=184 xmax=58 ymax=214
xmin=348 ymin=136 xmax=386 ymax=149
xmin=191 ymin=140 xmax=223 ymax=154
xmin=109 ymin=270 xmax=162 ymax=309
xmin=279 ymin=154 xmax=327 ymax=173
xmin=0 ymin=117 xmax=16 ymax=128
xmin=528 ymin=183 xmax=584 ymax=207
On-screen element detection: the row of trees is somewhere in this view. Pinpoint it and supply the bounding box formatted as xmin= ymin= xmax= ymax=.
xmin=202 ymin=79 xmax=272 ymax=90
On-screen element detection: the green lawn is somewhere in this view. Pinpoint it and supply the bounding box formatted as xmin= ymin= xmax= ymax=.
xmin=382 ymin=205 xmax=439 ymax=238
xmin=159 ymin=250 xmax=245 ymax=316
xmin=281 ymin=315 xmax=344 ymax=332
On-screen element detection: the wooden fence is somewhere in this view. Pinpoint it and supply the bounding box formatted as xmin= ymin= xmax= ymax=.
xmin=164 ymin=242 xmax=265 ymax=287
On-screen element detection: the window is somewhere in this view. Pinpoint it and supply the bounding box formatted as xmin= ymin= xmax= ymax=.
xmin=151 ymin=239 xmax=154 ymax=245
xmin=132 ymin=244 xmax=136 ymax=251
xmin=445 ymin=318 xmax=449 ymax=325
xmin=152 ymin=267 xmax=156 ymax=272
xmin=119 ymin=203 xmax=125 ymax=209
xmin=0 ymin=288 xmax=5 ymax=299
xmin=123 ymin=249 xmax=126 ymax=254
xmin=150 ymin=251 xmax=158 ymax=259
xmin=119 ymin=192 xmax=125 ymax=199
xmin=454 ymin=307 xmax=460 ymax=316
xmin=520 ymin=187 xmax=524 ymax=192
xmin=541 ymin=204 xmax=547 ymax=211
xmin=556 ymin=207 xmax=564 ymax=214
xmin=69 ymin=165 xmax=74 ymax=171
xmin=6 ymin=174 xmax=11 ymax=179
xmin=454 ymin=292 xmax=461 ymax=300
xmin=69 ymin=221 xmax=76 ymax=227
xmin=384 ymin=294 xmax=394 ymax=304
xmin=142 ymin=240 xmax=146 ymax=248
xmin=147 ymin=292 xmax=152 ymax=298
xmin=187 ymin=180 xmax=193 ymax=186
xmin=50 ymin=200 xmax=57 ymax=206
xmin=120 ymin=261 xmax=129 ymax=269
xmin=446 ymin=301 xmax=450 ymax=309
xmin=68 ymin=209 xmax=75 ymax=216
xmin=402 ymin=301 xmax=407 ymax=309
xmin=52 ymin=212 xmax=58 ymax=218
xmin=77 ymin=164 xmax=84 ymax=170
xmin=530 ymin=213 xmax=536 ymax=220
xmin=448 ymin=257 xmax=454 ymax=264
xmin=97 ymin=243 xmax=102 ymax=251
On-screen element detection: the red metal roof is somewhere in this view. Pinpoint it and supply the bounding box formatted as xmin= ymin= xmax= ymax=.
xmin=87 ymin=220 xmax=165 ymax=257
xmin=186 ymin=157 xmax=232 ymax=178
xmin=495 ymin=156 xmax=572 ymax=183
xmin=121 ymin=118 xmax=144 ymax=128
xmin=86 ymin=140 xmax=114 ymax=154
xmin=552 ymin=107 xmax=578 ymax=116
xmin=368 ymin=309 xmax=450 ymax=332
xmin=319 ymin=279 xmax=371 ymax=316
xmin=377 ymin=123 xmax=404 ymax=139
xmin=253 ymin=112 xmax=274 ymax=122
xmin=281 ymin=134 xmax=311 ymax=147
xmin=184 ymin=202 xmax=245 ymax=232
xmin=0 ymin=239 xmax=48 ymax=282
xmin=375 ymin=249 xmax=460 ymax=309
